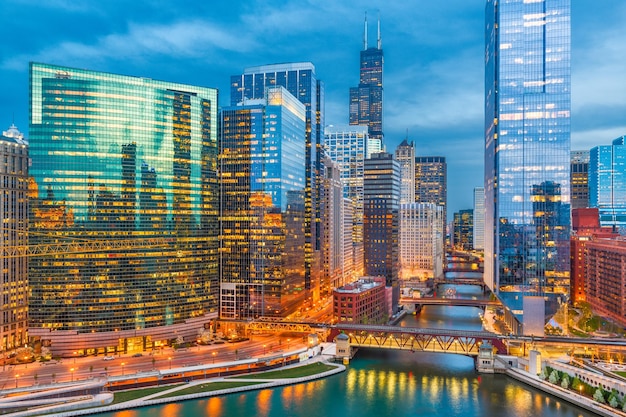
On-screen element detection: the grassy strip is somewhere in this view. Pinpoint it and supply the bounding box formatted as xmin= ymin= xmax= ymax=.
xmin=231 ymin=362 xmax=337 ymax=379
xmin=155 ymin=381 xmax=260 ymax=398
xmin=111 ymin=385 xmax=181 ymax=405
xmin=615 ymin=371 xmax=626 ymax=378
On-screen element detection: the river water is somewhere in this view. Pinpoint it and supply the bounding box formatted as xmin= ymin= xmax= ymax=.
xmin=96 ymin=279 xmax=594 ymax=417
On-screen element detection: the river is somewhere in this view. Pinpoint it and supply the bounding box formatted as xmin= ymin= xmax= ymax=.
xmin=96 ymin=276 xmax=595 ymax=417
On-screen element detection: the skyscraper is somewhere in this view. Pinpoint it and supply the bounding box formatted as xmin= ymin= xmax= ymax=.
xmin=323 ymin=125 xmax=367 ymax=277
xmin=453 ymin=209 xmax=474 ymax=251
xmin=415 ymin=156 xmax=447 ymax=250
xmin=473 ymin=187 xmax=485 ymax=251
xmin=485 ymin=0 xmax=571 ymax=334
xmin=399 ymin=203 xmax=444 ymax=281
xmin=364 ymin=152 xmax=400 ymax=311
xmin=589 ymin=136 xmax=626 ymax=230
xmin=395 ymin=139 xmax=415 ymax=205
xmin=231 ymin=63 xmax=324 ymax=298
xmin=220 ymin=87 xmax=307 ymax=319
xmin=571 ymin=150 xmax=589 ymax=209
xmin=350 ymin=14 xmax=384 ymax=150
xmin=28 ymin=63 xmax=219 ymax=355
xmin=0 ymin=124 xmax=28 ymax=352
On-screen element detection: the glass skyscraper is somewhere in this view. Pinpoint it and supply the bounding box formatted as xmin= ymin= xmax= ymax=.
xmin=220 ymin=87 xmax=307 ymax=319
xmin=230 ymin=63 xmax=324 ymax=298
xmin=485 ymin=0 xmax=571 ymax=334
xmin=589 ymin=136 xmax=626 ymax=230
xmin=28 ymin=63 xmax=219 ymax=356
xmin=350 ymin=15 xmax=384 ymax=148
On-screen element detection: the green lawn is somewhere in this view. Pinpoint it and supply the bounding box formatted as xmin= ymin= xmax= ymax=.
xmin=615 ymin=371 xmax=626 ymax=378
xmin=232 ymin=363 xmax=337 ymax=380
xmin=111 ymin=385 xmax=181 ymax=405
xmin=155 ymin=381 xmax=261 ymax=398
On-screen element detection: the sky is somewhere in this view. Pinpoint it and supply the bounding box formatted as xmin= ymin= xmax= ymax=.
xmin=1 ymin=0 xmax=625 ymax=219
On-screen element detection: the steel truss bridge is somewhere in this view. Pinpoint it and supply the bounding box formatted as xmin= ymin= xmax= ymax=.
xmin=329 ymin=324 xmax=508 ymax=356
xmin=398 ymin=297 xmax=500 ymax=309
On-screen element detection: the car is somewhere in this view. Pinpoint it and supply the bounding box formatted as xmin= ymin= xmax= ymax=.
xmin=132 ymin=353 xmax=143 ymax=357
xmin=103 ymin=356 xmax=115 ymax=361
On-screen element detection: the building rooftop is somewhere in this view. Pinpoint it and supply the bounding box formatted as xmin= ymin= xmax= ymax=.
xmin=335 ymin=276 xmax=385 ymax=294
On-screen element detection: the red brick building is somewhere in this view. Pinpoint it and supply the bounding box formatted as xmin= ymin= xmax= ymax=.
xmin=333 ymin=277 xmax=386 ymax=324
xmin=570 ymin=208 xmax=618 ymax=303
xmin=586 ymin=239 xmax=626 ymax=328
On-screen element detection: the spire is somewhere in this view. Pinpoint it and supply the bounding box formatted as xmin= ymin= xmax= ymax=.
xmin=377 ymin=12 xmax=382 ymax=49
xmin=364 ymin=12 xmax=368 ymax=50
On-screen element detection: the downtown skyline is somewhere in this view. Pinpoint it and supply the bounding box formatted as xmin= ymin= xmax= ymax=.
xmin=1 ymin=0 xmax=625 ymax=217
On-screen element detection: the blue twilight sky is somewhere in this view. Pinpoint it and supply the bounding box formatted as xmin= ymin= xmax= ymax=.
xmin=1 ymin=1 xmax=625 ymax=219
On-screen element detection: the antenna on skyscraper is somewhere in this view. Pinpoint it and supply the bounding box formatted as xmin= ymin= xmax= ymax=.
xmin=377 ymin=11 xmax=382 ymax=49
xmin=364 ymin=12 xmax=368 ymax=50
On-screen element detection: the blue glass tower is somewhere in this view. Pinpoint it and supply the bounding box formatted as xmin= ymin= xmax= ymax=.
xmin=589 ymin=136 xmax=626 ymax=230
xmin=485 ymin=0 xmax=571 ymax=334
xmin=220 ymin=87 xmax=307 ymax=319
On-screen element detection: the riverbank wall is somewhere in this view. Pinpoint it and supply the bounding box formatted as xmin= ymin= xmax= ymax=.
xmin=505 ymin=366 xmax=626 ymax=417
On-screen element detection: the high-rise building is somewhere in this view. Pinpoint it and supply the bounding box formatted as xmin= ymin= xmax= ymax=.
xmin=485 ymin=0 xmax=571 ymax=334
xmin=0 ymin=124 xmax=28 ymax=352
xmin=28 ymin=63 xmax=219 ymax=356
xmin=415 ymin=156 xmax=447 ymax=248
xmin=364 ymin=152 xmax=399 ymax=311
xmin=220 ymin=87 xmax=307 ymax=319
xmin=586 ymin=239 xmax=626 ymax=329
xmin=323 ymin=125 xmax=367 ymax=277
xmin=231 ymin=63 xmax=324 ymax=297
xmin=453 ymin=209 xmax=474 ymax=251
xmin=395 ymin=139 xmax=415 ymax=205
xmin=399 ymin=203 xmax=444 ymax=281
xmin=589 ymin=136 xmax=626 ymax=230
xmin=571 ymin=150 xmax=589 ymax=209
xmin=349 ymin=14 xmax=384 ymax=149
xmin=473 ymin=187 xmax=485 ymax=251
xmin=320 ymin=155 xmax=349 ymax=296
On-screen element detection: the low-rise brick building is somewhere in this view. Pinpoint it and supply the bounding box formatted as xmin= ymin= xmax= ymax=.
xmin=333 ymin=277 xmax=386 ymax=324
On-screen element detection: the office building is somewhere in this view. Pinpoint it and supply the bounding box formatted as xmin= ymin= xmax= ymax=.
xmin=323 ymin=125 xmax=367 ymax=277
xmin=485 ymin=0 xmax=571 ymax=334
xmin=453 ymin=209 xmax=474 ymax=251
xmin=399 ymin=203 xmax=444 ymax=281
xmin=220 ymin=87 xmax=307 ymax=319
xmin=363 ymin=152 xmax=400 ymax=311
xmin=0 ymin=124 xmax=28 ymax=353
xmin=589 ymin=136 xmax=626 ymax=230
xmin=320 ymin=155 xmax=350 ymax=295
xmin=586 ymin=239 xmax=626 ymax=329
xmin=28 ymin=63 xmax=220 ymax=356
xmin=395 ymin=139 xmax=415 ymax=205
xmin=231 ymin=63 xmax=324 ymax=297
xmin=570 ymin=208 xmax=618 ymax=303
xmin=415 ymin=156 xmax=447 ymax=248
xmin=473 ymin=187 xmax=485 ymax=251
xmin=571 ymin=150 xmax=589 ymax=209
xmin=333 ymin=277 xmax=386 ymax=324
xmin=349 ymin=14 xmax=384 ymax=149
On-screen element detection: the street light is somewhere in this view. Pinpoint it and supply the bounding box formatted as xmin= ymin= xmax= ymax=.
xmin=14 ymin=374 xmax=19 ymax=388
xmin=287 ymin=338 xmax=291 ymax=348
xmin=168 ymin=357 xmax=172 ymax=369
xmin=70 ymin=368 xmax=75 ymax=382
xmin=73 ymin=351 xmax=77 ymax=364
xmin=212 ymin=351 xmax=217 ymax=364
xmin=121 ymin=363 xmax=125 ymax=376
xmin=263 ymin=344 xmax=267 ymax=355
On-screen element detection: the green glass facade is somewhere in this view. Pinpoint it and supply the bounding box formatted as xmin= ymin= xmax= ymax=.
xmin=28 ymin=63 xmax=219 ymax=354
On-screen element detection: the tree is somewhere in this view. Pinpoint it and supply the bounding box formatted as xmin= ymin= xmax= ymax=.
xmin=548 ymin=370 xmax=559 ymax=384
xmin=594 ymin=388 xmax=606 ymax=403
xmin=560 ymin=374 xmax=569 ymax=389
xmin=609 ymin=395 xmax=619 ymax=408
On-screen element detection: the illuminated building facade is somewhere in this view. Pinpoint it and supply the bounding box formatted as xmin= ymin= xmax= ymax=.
xmin=323 ymin=125 xmax=367 ymax=278
xmin=363 ymin=152 xmax=399 ymax=311
xmin=395 ymin=139 xmax=415 ymax=205
xmin=589 ymin=136 xmax=626 ymax=230
xmin=473 ymin=187 xmax=485 ymax=251
xmin=586 ymin=239 xmax=626 ymax=329
xmin=415 ymin=156 xmax=447 ymax=249
xmin=0 ymin=124 xmax=28 ymax=352
xmin=453 ymin=209 xmax=473 ymax=251
xmin=220 ymin=87 xmax=307 ymax=319
xmin=571 ymin=150 xmax=589 ymax=209
xmin=230 ymin=63 xmax=324 ymax=297
xmin=28 ymin=63 xmax=219 ymax=356
xmin=349 ymin=14 xmax=384 ymax=150
xmin=333 ymin=276 xmax=386 ymax=324
xmin=485 ymin=0 xmax=571 ymax=333
xmin=399 ymin=203 xmax=444 ymax=281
